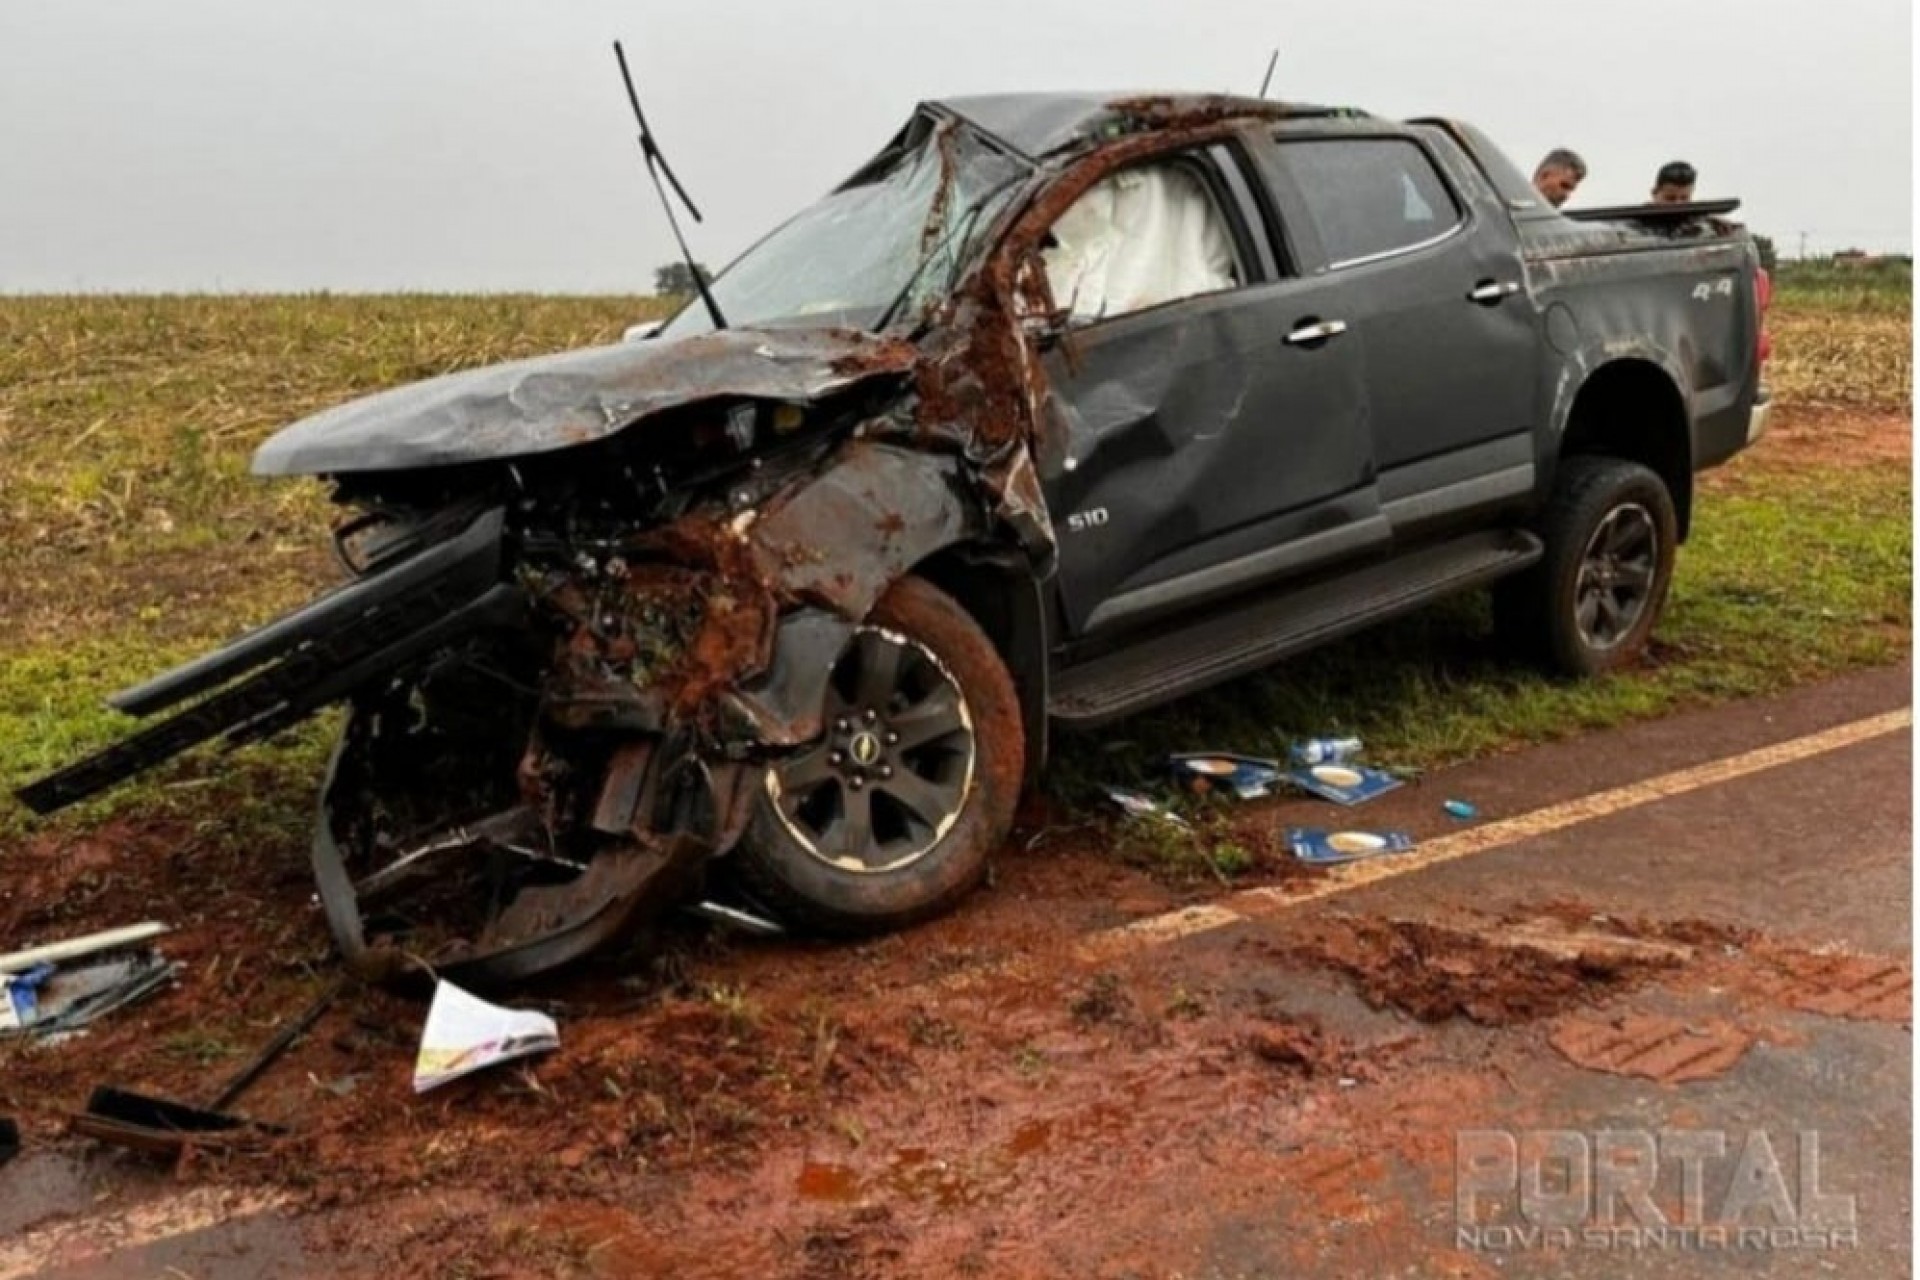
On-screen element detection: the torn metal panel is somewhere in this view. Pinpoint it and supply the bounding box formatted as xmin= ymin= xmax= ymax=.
xmin=16 ymin=510 xmax=521 ymax=816
xmin=253 ymin=328 xmax=918 ymax=476
xmin=309 ymin=709 xmax=724 ymax=990
xmin=10 ymin=91 xmax=1349 ymax=986
xmin=718 ymin=609 xmax=855 ymax=748
xmin=933 ymin=92 xmax=1347 ymax=160
xmin=748 ymin=441 xmax=974 ymax=618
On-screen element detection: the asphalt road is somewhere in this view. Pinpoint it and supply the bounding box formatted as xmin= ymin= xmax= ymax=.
xmin=3 ymin=664 xmax=1910 ymax=1278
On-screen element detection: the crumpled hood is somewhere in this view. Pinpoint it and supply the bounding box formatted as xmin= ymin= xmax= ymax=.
xmin=252 ymin=327 xmax=918 ymax=476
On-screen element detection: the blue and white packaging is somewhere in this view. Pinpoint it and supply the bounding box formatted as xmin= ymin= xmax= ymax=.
xmin=1285 ymin=827 xmax=1416 ymax=865
xmin=1166 ymin=753 xmax=1283 ymax=800
xmin=1285 ymin=761 xmax=1403 ymax=806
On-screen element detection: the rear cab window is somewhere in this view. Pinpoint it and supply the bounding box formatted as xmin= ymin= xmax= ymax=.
xmin=1273 ymin=137 xmax=1463 ymax=268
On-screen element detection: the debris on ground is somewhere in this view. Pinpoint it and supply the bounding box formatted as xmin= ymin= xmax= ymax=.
xmin=0 ymin=921 xmax=169 ymax=972
xmin=1104 ymin=787 xmax=1192 ymax=829
xmin=1166 ymin=753 xmax=1282 ymax=799
xmin=1442 ymin=799 xmax=1478 ymax=820
xmin=1285 ymin=828 xmax=1416 ymax=865
xmin=1 ymin=923 xmax=178 ymax=1039
xmin=1244 ymin=1017 xmax=1330 ymax=1073
xmin=687 ymin=900 xmax=786 ymax=937
xmin=1288 ymin=736 xmax=1363 ymax=766
xmin=1268 ymin=914 xmax=1688 ymax=1025
xmin=73 ymin=985 xmax=337 ymax=1156
xmin=1285 ymin=762 xmax=1403 ymax=806
xmin=413 ymin=980 xmax=560 ymax=1093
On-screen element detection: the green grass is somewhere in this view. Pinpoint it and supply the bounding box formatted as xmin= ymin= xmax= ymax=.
xmin=1773 ymin=259 xmax=1912 ymax=314
xmin=1046 ymin=460 xmax=1909 ymax=807
xmin=0 ymin=295 xmax=668 ymax=846
xmin=0 ymin=292 xmax=1906 ymax=855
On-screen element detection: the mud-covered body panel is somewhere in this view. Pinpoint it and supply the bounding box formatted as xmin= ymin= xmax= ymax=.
xmin=253 ymin=328 xmax=917 ymax=475
xmin=17 ymin=91 xmax=1768 ymax=985
xmin=1521 ymin=220 xmax=1764 ymax=480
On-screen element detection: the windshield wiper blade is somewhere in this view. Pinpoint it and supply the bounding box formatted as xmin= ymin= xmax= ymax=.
xmin=612 ymin=40 xmax=728 ymax=332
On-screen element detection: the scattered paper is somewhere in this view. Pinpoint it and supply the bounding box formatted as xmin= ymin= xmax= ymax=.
xmin=1286 ymin=827 xmax=1416 ymax=865
xmin=413 ymin=979 xmax=559 ymax=1093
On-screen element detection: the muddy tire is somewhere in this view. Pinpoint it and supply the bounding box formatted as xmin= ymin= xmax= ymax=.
xmin=737 ymin=576 xmax=1024 ymax=936
xmin=1494 ymin=456 xmax=1678 ymax=677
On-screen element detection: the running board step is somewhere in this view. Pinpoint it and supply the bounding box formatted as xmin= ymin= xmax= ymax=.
xmin=1048 ymin=529 xmax=1542 ymax=728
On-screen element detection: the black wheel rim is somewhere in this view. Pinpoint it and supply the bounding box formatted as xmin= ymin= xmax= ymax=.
xmin=767 ymin=625 xmax=976 ymax=873
xmin=1574 ymin=502 xmax=1658 ymax=650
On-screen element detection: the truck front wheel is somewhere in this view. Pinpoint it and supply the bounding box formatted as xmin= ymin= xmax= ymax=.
xmin=736 ymin=576 xmax=1024 ymax=935
xmin=1496 ymin=456 xmax=1678 ymax=677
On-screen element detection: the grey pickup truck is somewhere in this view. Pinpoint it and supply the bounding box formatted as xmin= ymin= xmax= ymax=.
xmin=20 ymin=91 xmax=1772 ymax=983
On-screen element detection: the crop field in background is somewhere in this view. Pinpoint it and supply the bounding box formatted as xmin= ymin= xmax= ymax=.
xmin=0 ymin=271 xmax=1907 ymax=860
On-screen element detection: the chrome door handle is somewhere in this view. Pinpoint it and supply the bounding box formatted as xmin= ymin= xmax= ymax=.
xmin=1468 ymin=280 xmax=1521 ymax=304
xmin=1284 ymin=319 xmax=1349 ymax=345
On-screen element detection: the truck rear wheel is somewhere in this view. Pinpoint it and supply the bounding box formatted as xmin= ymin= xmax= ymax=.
xmin=1496 ymin=456 xmax=1678 ymax=677
xmin=737 ymin=576 xmax=1024 ymax=936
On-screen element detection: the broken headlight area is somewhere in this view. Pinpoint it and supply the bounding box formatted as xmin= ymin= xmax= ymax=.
xmin=300 ymin=428 xmax=853 ymax=988
xmin=312 ymin=688 xmax=731 ymax=990
xmin=19 ymin=388 xmax=945 ymax=989
xmin=304 ymin=535 xmax=773 ymax=989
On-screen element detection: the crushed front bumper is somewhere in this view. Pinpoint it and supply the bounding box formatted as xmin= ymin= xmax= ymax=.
xmin=16 ymin=507 xmax=518 ymax=816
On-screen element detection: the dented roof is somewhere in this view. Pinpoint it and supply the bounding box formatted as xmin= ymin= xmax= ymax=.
xmin=930 ymin=91 xmax=1352 ymax=160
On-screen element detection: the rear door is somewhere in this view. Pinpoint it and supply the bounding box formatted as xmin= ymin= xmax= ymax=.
xmin=1268 ymin=130 xmax=1541 ymax=532
xmin=1037 ymin=141 xmax=1386 ymax=638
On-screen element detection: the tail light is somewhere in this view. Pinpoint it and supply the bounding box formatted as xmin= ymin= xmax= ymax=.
xmin=1754 ymin=266 xmax=1773 ymax=368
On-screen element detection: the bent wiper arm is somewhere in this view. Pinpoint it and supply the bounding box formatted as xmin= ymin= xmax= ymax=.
xmin=613 ymin=40 xmax=728 ymax=332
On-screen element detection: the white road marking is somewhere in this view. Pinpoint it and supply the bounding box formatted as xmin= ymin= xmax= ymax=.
xmin=9 ymin=710 xmax=1905 ymax=1264
xmin=1075 ymin=707 xmax=1911 ymax=962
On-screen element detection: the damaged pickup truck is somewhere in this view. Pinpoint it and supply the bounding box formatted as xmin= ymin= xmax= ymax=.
xmin=18 ymin=92 xmax=1772 ymax=986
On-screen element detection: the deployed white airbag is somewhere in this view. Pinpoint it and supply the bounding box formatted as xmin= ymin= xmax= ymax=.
xmin=1042 ymin=165 xmax=1238 ymax=323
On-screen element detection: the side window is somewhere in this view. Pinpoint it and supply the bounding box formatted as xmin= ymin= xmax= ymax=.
xmin=1041 ymin=160 xmax=1244 ymax=325
xmin=1278 ymin=139 xmax=1461 ymax=268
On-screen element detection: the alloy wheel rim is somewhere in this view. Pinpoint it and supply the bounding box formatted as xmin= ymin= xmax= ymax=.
xmin=766 ymin=626 xmax=976 ymax=873
xmin=1574 ymin=502 xmax=1658 ymax=650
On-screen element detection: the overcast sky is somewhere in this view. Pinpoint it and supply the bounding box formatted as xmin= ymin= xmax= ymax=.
xmin=2 ymin=0 xmax=1910 ymax=292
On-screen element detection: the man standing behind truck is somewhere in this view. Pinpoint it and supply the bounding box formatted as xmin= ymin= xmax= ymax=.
xmin=1652 ymin=160 xmax=1697 ymax=203
xmin=1531 ymin=149 xmax=1587 ymax=207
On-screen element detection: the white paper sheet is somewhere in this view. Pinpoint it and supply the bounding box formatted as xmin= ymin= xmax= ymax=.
xmin=412 ymin=979 xmax=559 ymax=1093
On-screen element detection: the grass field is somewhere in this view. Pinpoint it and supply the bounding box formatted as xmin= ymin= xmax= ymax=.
xmin=0 ymin=277 xmax=1908 ymax=854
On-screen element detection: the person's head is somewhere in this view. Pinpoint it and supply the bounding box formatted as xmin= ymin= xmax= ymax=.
xmin=1532 ymin=149 xmax=1587 ymax=208
xmin=1652 ymin=160 xmax=1697 ymax=204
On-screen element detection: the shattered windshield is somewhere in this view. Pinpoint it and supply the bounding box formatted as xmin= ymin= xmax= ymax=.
xmin=661 ymin=118 xmax=1027 ymax=337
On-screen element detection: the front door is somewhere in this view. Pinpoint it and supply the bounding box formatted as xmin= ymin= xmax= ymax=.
xmin=1034 ymin=149 xmax=1385 ymax=639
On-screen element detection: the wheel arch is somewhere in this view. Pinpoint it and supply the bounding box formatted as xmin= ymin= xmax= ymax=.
xmin=1555 ymin=357 xmax=1695 ymax=541
xmin=911 ymin=541 xmax=1050 ymax=786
